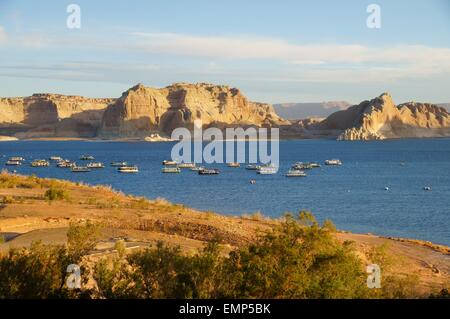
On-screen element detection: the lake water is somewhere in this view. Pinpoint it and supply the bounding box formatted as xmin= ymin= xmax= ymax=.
xmin=1 ymin=139 xmax=449 ymax=246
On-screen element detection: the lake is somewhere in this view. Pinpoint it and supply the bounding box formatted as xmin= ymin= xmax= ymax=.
xmin=1 ymin=139 xmax=449 ymax=245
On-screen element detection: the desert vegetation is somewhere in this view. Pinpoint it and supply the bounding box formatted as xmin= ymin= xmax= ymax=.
xmin=0 ymin=213 xmax=445 ymax=299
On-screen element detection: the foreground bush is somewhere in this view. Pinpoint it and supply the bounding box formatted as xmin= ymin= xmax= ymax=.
xmin=0 ymin=213 xmax=429 ymax=299
xmin=93 ymin=213 xmax=371 ymax=299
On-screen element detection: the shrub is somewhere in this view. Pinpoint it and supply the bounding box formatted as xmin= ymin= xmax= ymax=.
xmin=44 ymin=187 xmax=70 ymax=201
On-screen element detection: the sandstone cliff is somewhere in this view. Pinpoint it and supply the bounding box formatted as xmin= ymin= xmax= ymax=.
xmin=0 ymin=94 xmax=114 ymax=138
xmin=99 ymin=83 xmax=286 ymax=138
xmin=318 ymin=93 xmax=450 ymax=140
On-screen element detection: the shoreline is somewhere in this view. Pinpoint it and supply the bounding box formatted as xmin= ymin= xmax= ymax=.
xmin=0 ymin=172 xmax=448 ymax=296
xmin=1 ymin=135 xmax=450 ymax=142
xmin=0 ymin=171 xmax=448 ymax=253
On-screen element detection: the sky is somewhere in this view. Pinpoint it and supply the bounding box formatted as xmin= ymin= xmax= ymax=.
xmin=0 ymin=0 xmax=449 ymax=104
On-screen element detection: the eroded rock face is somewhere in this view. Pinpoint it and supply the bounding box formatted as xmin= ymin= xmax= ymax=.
xmin=99 ymin=83 xmax=286 ymax=138
xmin=0 ymin=94 xmax=114 ymax=138
xmin=319 ymin=93 xmax=450 ymax=140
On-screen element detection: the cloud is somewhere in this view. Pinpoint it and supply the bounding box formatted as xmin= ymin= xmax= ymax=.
xmin=130 ymin=32 xmax=450 ymax=73
xmin=1 ymin=30 xmax=450 ymax=87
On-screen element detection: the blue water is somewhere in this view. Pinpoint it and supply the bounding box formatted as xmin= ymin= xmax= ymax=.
xmin=0 ymin=139 xmax=449 ymax=245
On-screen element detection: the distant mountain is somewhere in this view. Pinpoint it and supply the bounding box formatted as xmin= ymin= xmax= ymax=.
xmin=273 ymin=101 xmax=351 ymax=120
xmin=438 ymin=103 xmax=450 ymax=112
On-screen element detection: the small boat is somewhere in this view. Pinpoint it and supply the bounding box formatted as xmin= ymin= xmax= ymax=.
xmin=57 ymin=160 xmax=75 ymax=168
xmin=162 ymin=160 xmax=178 ymax=166
xmin=6 ymin=160 xmax=21 ymax=166
xmin=111 ymin=161 xmax=128 ymax=167
xmin=118 ymin=166 xmax=139 ymax=173
xmin=257 ymin=165 xmax=277 ymax=175
xmin=71 ymin=166 xmax=91 ymax=173
xmin=423 ymin=186 xmax=432 ymax=191
xmin=87 ymin=162 xmax=104 ymax=169
xmin=245 ymin=164 xmax=261 ymax=170
xmin=190 ymin=166 xmax=205 ymax=172
xmin=384 ymin=187 xmax=390 ymax=191
xmin=325 ymin=159 xmax=342 ymax=166
xmin=198 ymin=168 xmax=220 ymax=175
xmin=9 ymin=157 xmax=25 ymax=162
xmin=250 ymin=180 xmax=256 ymax=184
xmin=292 ymin=162 xmax=320 ymax=170
xmin=285 ymin=169 xmax=307 ymax=177
xmin=49 ymin=156 xmax=62 ymax=161
xmin=178 ymin=162 xmax=196 ymax=169
xmin=31 ymin=159 xmax=50 ymax=167
xmin=80 ymin=155 xmax=95 ymax=161
xmin=162 ymin=167 xmax=181 ymax=173
xmin=227 ymin=162 xmax=240 ymax=168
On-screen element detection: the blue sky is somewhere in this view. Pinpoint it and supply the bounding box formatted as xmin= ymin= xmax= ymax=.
xmin=0 ymin=0 xmax=449 ymax=104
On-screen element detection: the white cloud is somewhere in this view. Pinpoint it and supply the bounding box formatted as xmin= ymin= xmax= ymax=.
xmin=130 ymin=32 xmax=450 ymax=77
xmin=1 ymin=29 xmax=450 ymax=87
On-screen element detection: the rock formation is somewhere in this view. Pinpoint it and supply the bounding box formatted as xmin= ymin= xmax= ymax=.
xmin=318 ymin=93 xmax=450 ymax=140
xmin=0 ymin=94 xmax=114 ymax=138
xmin=1 ymin=86 xmax=449 ymax=141
xmin=99 ymin=83 xmax=286 ymax=138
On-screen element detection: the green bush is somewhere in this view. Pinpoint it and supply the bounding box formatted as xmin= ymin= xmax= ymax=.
xmin=44 ymin=187 xmax=70 ymax=201
xmin=94 ymin=212 xmax=372 ymax=299
xmin=0 ymin=222 xmax=99 ymax=298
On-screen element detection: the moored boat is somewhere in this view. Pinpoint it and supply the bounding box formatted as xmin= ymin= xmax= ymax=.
xmin=198 ymin=168 xmax=220 ymax=175
xmin=9 ymin=157 xmax=25 ymax=162
xmin=80 ymin=155 xmax=95 ymax=161
xmin=257 ymin=166 xmax=277 ymax=175
xmin=49 ymin=156 xmax=62 ymax=161
xmin=162 ymin=160 xmax=178 ymax=166
xmin=178 ymin=162 xmax=196 ymax=169
xmin=285 ymin=169 xmax=307 ymax=177
xmin=71 ymin=166 xmax=91 ymax=173
xmin=162 ymin=167 xmax=181 ymax=173
xmin=245 ymin=164 xmax=261 ymax=170
xmin=227 ymin=162 xmax=240 ymax=167
xmin=111 ymin=161 xmax=128 ymax=167
xmin=31 ymin=159 xmax=50 ymax=167
xmin=190 ymin=166 xmax=205 ymax=171
xmin=118 ymin=166 xmax=139 ymax=173
xmin=57 ymin=160 xmax=75 ymax=168
xmin=325 ymin=159 xmax=342 ymax=166
xmin=87 ymin=162 xmax=104 ymax=169
xmin=6 ymin=160 xmax=22 ymax=166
